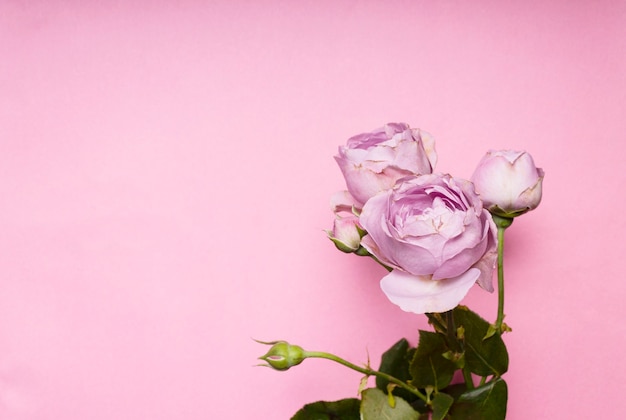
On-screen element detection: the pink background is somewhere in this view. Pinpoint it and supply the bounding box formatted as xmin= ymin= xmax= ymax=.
xmin=1 ymin=1 xmax=625 ymax=418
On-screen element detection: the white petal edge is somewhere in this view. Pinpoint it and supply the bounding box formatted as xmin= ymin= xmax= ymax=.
xmin=380 ymin=268 xmax=480 ymax=314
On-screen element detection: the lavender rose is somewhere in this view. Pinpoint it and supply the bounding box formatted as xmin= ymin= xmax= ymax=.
xmin=335 ymin=123 xmax=437 ymax=207
xmin=471 ymin=150 xmax=544 ymax=218
xmin=359 ymin=174 xmax=497 ymax=314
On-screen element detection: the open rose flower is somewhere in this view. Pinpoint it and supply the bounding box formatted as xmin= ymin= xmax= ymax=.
xmin=359 ymin=174 xmax=497 ymax=314
xmin=471 ymin=150 xmax=544 ymax=218
xmin=335 ymin=123 xmax=437 ymax=207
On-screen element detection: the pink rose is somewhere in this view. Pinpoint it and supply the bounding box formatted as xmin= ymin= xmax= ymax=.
xmin=335 ymin=123 xmax=437 ymax=207
xmin=359 ymin=174 xmax=497 ymax=314
xmin=471 ymin=150 xmax=544 ymax=218
xmin=327 ymin=191 xmax=362 ymax=252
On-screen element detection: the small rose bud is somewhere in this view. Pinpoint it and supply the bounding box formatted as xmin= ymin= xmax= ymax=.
xmin=471 ymin=150 xmax=544 ymax=218
xmin=327 ymin=216 xmax=362 ymax=252
xmin=327 ymin=190 xmax=365 ymax=253
xmin=257 ymin=340 xmax=307 ymax=371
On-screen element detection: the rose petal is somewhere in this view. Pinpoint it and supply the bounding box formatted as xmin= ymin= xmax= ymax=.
xmin=335 ymin=123 xmax=437 ymax=206
xmin=330 ymin=190 xmax=359 ymax=214
xmin=360 ymin=192 xmax=439 ymax=273
xmin=471 ymin=150 xmax=543 ymax=215
xmin=380 ymin=268 xmax=480 ymax=314
xmin=472 ymin=249 xmax=496 ymax=292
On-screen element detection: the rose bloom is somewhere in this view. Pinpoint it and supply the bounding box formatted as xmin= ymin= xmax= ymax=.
xmin=359 ymin=174 xmax=497 ymax=314
xmin=335 ymin=123 xmax=437 ymax=207
xmin=471 ymin=150 xmax=544 ymax=218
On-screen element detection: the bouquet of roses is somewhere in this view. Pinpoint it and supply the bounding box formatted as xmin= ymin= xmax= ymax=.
xmin=257 ymin=123 xmax=543 ymax=419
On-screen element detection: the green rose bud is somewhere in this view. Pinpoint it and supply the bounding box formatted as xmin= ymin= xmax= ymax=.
xmin=257 ymin=340 xmax=307 ymax=371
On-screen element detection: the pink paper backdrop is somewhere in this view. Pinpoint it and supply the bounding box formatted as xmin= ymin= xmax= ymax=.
xmin=2 ymin=1 xmax=625 ymax=418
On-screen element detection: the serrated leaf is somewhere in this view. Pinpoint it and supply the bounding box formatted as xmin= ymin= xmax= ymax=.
xmin=453 ymin=306 xmax=509 ymax=377
xmin=376 ymin=338 xmax=416 ymax=402
xmin=448 ymin=378 xmax=508 ymax=420
xmin=290 ymin=398 xmax=361 ymax=420
xmin=410 ymin=331 xmax=456 ymax=390
xmin=431 ymin=392 xmax=454 ymax=420
xmin=360 ymin=388 xmax=420 ymax=420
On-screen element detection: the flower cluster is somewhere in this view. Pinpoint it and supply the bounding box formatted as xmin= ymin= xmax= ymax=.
xmin=260 ymin=122 xmax=544 ymax=420
xmin=328 ymin=123 xmax=543 ymax=314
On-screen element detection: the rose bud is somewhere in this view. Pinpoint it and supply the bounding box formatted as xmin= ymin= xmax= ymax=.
xmin=335 ymin=123 xmax=437 ymax=207
xmin=327 ymin=216 xmax=362 ymax=253
xmin=327 ymin=190 xmax=364 ymax=252
xmin=257 ymin=340 xmax=307 ymax=371
xmin=471 ymin=150 xmax=544 ymax=218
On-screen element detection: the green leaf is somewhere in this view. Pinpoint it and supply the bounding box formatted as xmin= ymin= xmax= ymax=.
xmin=425 ymin=313 xmax=447 ymax=335
xmin=453 ymin=306 xmax=509 ymax=377
xmin=291 ymin=398 xmax=361 ymax=420
xmin=448 ymin=378 xmax=508 ymax=420
xmin=431 ymin=392 xmax=454 ymax=420
xmin=376 ymin=338 xmax=417 ymax=402
xmin=410 ymin=331 xmax=457 ymax=390
xmin=360 ymin=388 xmax=420 ymax=420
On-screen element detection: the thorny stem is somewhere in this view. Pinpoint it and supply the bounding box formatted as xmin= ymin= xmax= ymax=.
xmin=303 ymin=350 xmax=428 ymax=403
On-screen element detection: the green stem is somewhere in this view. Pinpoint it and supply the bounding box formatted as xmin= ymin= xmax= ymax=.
xmin=445 ymin=311 xmax=474 ymax=389
xmin=495 ymin=226 xmax=505 ymax=330
xmin=303 ymin=351 xmax=428 ymax=403
xmin=444 ymin=311 xmax=458 ymax=351
xmin=355 ymin=246 xmax=393 ymax=272
xmin=462 ymin=368 xmax=475 ymax=390
xmin=492 ymin=215 xmax=513 ymax=332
